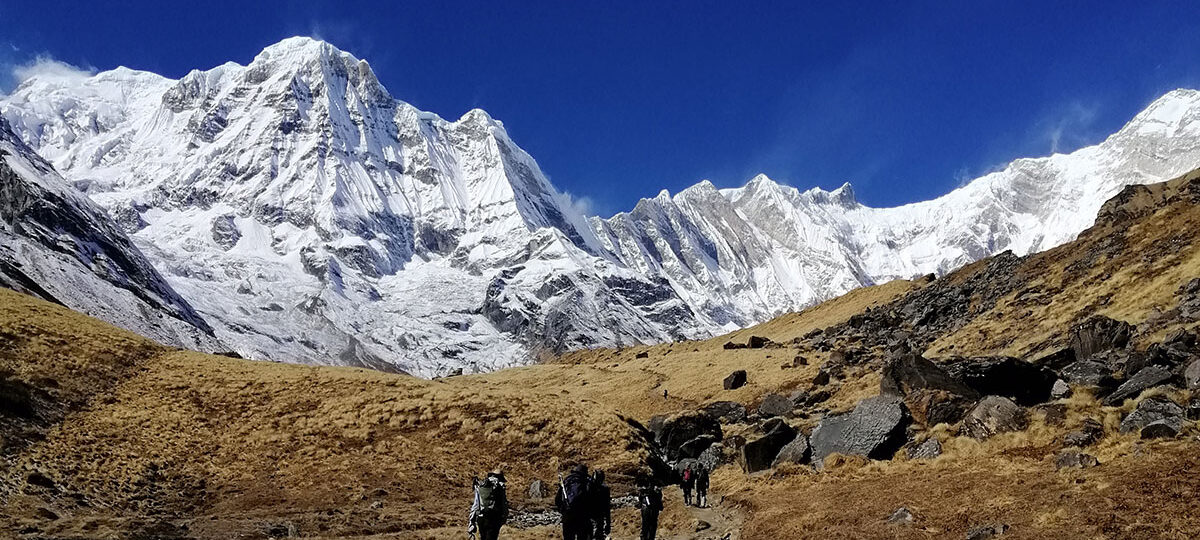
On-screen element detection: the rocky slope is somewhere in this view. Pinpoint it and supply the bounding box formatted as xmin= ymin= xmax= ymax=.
xmin=0 ymin=115 xmax=219 ymax=351
xmin=5 ymin=37 xmax=1200 ymax=375
xmin=5 ymin=169 xmax=1200 ymax=539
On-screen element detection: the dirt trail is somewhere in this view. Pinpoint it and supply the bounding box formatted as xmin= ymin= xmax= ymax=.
xmin=652 ymin=498 xmax=743 ymax=540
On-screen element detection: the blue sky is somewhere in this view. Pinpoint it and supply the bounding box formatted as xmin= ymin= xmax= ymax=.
xmin=2 ymin=1 xmax=1199 ymax=215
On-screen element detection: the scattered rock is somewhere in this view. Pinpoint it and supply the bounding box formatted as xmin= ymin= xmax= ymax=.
xmin=810 ymin=396 xmax=911 ymax=465
xmin=1164 ymin=328 xmax=1197 ymax=348
xmin=1033 ymin=403 xmax=1067 ymax=427
xmin=739 ymin=419 xmax=797 ymax=473
xmin=636 ymin=351 xmax=649 ymax=359
xmin=946 ymin=356 xmax=1056 ymax=406
xmin=723 ymin=341 xmax=748 ymax=350
xmin=757 ymin=393 xmax=793 ymax=417
xmin=886 ymin=506 xmax=915 ymax=526
xmin=771 ymin=434 xmax=812 ymax=467
xmin=1187 ymin=396 xmax=1200 ymax=421
xmin=34 ymin=507 xmax=59 ymax=521
xmin=1120 ymin=395 xmax=1184 ymax=437
xmin=812 ymin=369 xmax=832 ymax=386
xmin=659 ymin=413 xmax=724 ymax=461
xmin=905 ymin=388 xmax=975 ymax=426
xmin=905 ymin=437 xmax=942 ymax=460
xmin=1059 ymin=360 xmax=1118 ymax=391
xmin=723 ymin=370 xmax=748 ymax=390
xmin=881 ymin=353 xmax=979 ymax=397
xmin=1062 ymin=418 xmax=1104 ymax=447
xmin=700 ymin=401 xmax=748 ymax=424
xmin=25 ymin=472 xmax=56 ymax=490
xmin=679 ymin=434 xmax=722 ymax=459
xmin=528 ymin=479 xmax=547 ymax=500
xmin=962 ymin=396 xmax=1028 ymax=440
xmin=694 ymin=520 xmax=712 ymax=532
xmin=1103 ymin=365 xmax=1174 ymax=406
xmin=1055 ymin=450 xmax=1099 ymax=470
xmin=1070 ymin=315 xmax=1133 ymax=360
xmin=697 ymin=443 xmax=727 ymax=471
xmin=967 ymin=523 xmax=1010 ymax=540
xmin=1050 ymin=379 xmax=1071 ymax=400
xmin=794 ymin=355 xmax=809 ymax=366
xmin=1185 ymin=359 xmax=1200 ymax=390
xmin=748 ymin=335 xmax=773 ymax=349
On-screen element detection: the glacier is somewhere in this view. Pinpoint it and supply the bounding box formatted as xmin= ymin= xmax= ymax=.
xmin=4 ymin=36 xmax=1200 ymax=376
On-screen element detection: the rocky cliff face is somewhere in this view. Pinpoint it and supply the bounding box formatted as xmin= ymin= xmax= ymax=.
xmin=0 ymin=116 xmax=219 ymax=350
xmin=5 ymin=37 xmax=1200 ymax=375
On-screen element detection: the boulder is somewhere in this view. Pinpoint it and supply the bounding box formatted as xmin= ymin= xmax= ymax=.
xmin=946 ymin=357 xmax=1056 ymax=406
xmin=700 ymin=401 xmax=748 ymax=424
xmin=723 ymin=370 xmax=748 ymax=390
xmin=1187 ymin=395 xmax=1200 ymax=421
xmin=1103 ymin=365 xmax=1174 ymax=406
xmin=659 ymin=413 xmax=723 ymax=461
xmin=1033 ymin=347 xmax=1077 ymax=371
xmin=1054 ymin=450 xmax=1099 ymax=470
xmin=812 ymin=369 xmax=832 ymax=386
xmin=1165 ymin=328 xmax=1197 ymax=348
xmin=1033 ymin=403 xmax=1067 ymax=426
xmin=635 ymin=351 xmax=649 ymax=359
xmin=887 ymin=507 xmax=915 ymax=526
xmin=1062 ymin=418 xmax=1104 ymax=447
xmin=678 ymin=434 xmax=721 ymax=459
xmin=1141 ymin=420 xmax=1180 ymax=439
xmin=747 ymin=335 xmax=774 ymax=348
xmin=757 ymin=393 xmax=793 ymax=417
xmin=905 ymin=388 xmax=975 ymax=426
xmin=962 ymin=396 xmax=1028 ymax=440
xmin=1120 ymin=396 xmax=1183 ymax=438
xmin=1185 ymin=359 xmax=1200 ymax=390
xmin=722 ymin=341 xmax=747 ymax=350
xmin=1069 ymin=315 xmax=1133 ymax=360
xmin=880 ymin=353 xmax=977 ymax=398
xmin=697 ymin=442 xmax=728 ymax=471
xmin=739 ymin=420 xmax=797 ymax=473
xmin=810 ymin=396 xmax=911 ymax=465
xmin=1050 ymin=379 xmax=1071 ymax=400
xmin=771 ymin=434 xmax=812 ymax=467
xmin=905 ymin=437 xmax=942 ymax=460
xmin=1059 ymin=360 xmax=1118 ymax=391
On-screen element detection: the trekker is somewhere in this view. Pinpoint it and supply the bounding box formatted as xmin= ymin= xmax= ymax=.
xmin=468 ymin=470 xmax=509 ymax=540
xmin=681 ymin=464 xmax=696 ymax=507
xmin=556 ymin=464 xmax=593 ymax=540
xmin=636 ymin=477 xmax=663 ymax=540
xmin=590 ymin=470 xmax=612 ymax=540
xmin=695 ymin=466 xmax=710 ymax=508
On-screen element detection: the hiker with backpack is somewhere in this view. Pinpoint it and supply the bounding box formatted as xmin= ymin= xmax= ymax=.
xmin=556 ymin=464 xmax=593 ymax=540
xmin=681 ymin=463 xmax=696 ymax=507
xmin=695 ymin=466 xmax=710 ymax=508
xmin=636 ymin=476 xmax=663 ymax=540
xmin=590 ymin=470 xmax=612 ymax=540
xmin=468 ymin=470 xmax=508 ymax=540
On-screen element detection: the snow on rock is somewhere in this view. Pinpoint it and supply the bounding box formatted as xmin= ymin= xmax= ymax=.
xmin=5 ymin=37 xmax=1200 ymax=376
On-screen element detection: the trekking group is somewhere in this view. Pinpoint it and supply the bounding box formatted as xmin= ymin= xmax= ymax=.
xmin=468 ymin=462 xmax=710 ymax=539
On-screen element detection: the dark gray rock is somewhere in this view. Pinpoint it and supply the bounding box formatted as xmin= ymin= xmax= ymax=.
xmin=723 ymin=370 xmax=748 ymax=390
xmin=1141 ymin=420 xmax=1180 ymax=439
xmin=1033 ymin=403 xmax=1067 ymax=427
xmin=697 ymin=442 xmax=726 ymax=471
xmin=678 ymin=434 xmax=721 ymax=459
xmin=1187 ymin=396 xmax=1200 ymax=421
xmin=700 ymin=401 xmax=748 ymax=424
xmin=739 ymin=420 xmax=797 ymax=473
xmin=747 ymin=335 xmax=773 ymax=348
xmin=723 ymin=341 xmax=748 ymax=350
xmin=659 ymin=413 xmax=723 ymax=461
xmin=887 ymin=506 xmax=915 ymax=526
xmin=966 ymin=523 xmax=1009 ymax=540
xmin=771 ymin=434 xmax=812 ymax=467
xmin=945 ymin=356 xmax=1057 ymax=406
xmin=1055 ymin=450 xmax=1099 ymax=470
xmin=528 ymin=479 xmax=547 ymax=500
xmin=1070 ymin=315 xmax=1133 ymax=360
xmin=1062 ymin=418 xmax=1104 ymax=447
xmin=758 ymin=393 xmax=793 ymax=417
xmin=810 ymin=396 xmax=911 ymax=465
xmin=905 ymin=437 xmax=942 ymax=460
xmin=1103 ymin=366 xmax=1174 ymax=406
xmin=1119 ymin=395 xmax=1184 ymax=436
xmin=1185 ymin=359 xmax=1200 ymax=390
xmin=1165 ymin=328 xmax=1197 ymax=348
xmin=904 ymin=388 xmax=975 ymax=426
xmin=812 ymin=369 xmax=832 ymax=386
xmin=1059 ymin=360 xmax=1118 ymax=390
xmin=962 ymin=396 xmax=1028 ymax=440
xmin=880 ymin=353 xmax=978 ymax=398
xmin=210 ymin=213 xmax=241 ymax=249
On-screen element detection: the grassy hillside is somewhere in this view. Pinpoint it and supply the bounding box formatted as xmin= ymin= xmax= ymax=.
xmin=4 ymin=169 xmax=1200 ymax=538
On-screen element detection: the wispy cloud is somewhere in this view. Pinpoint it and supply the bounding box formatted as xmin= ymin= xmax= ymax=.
xmin=1034 ymin=101 xmax=1100 ymax=155
xmin=8 ymin=54 xmax=95 ymax=89
xmin=557 ymin=190 xmax=597 ymax=218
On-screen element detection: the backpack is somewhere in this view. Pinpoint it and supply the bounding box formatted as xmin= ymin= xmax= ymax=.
xmin=561 ymin=473 xmax=590 ymax=514
xmin=477 ymin=479 xmax=505 ymax=516
xmin=683 ymin=469 xmax=694 ymax=483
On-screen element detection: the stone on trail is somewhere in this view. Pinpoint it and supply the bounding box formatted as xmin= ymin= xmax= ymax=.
xmin=962 ymin=396 xmax=1028 ymax=440
xmin=810 ymin=395 xmax=911 ymax=465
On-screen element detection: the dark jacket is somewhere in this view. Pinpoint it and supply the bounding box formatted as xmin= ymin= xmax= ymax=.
xmin=637 ymin=485 xmax=663 ymax=515
xmin=591 ymin=479 xmax=612 ymax=534
xmin=556 ymin=469 xmax=592 ymax=519
xmin=696 ymin=469 xmax=710 ymax=491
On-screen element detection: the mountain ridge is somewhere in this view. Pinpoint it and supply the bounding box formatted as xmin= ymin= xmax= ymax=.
xmin=3 ymin=37 xmax=1200 ymax=375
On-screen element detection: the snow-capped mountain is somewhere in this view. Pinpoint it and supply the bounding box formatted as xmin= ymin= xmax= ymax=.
xmin=4 ymin=37 xmax=1200 ymax=376
xmin=0 ymin=115 xmax=220 ymax=350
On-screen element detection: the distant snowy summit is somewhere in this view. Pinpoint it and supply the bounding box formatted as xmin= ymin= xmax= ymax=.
xmin=4 ymin=37 xmax=1200 ymax=376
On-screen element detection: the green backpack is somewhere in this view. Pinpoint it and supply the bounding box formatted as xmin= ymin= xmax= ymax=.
xmin=477 ymin=479 xmax=505 ymax=516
